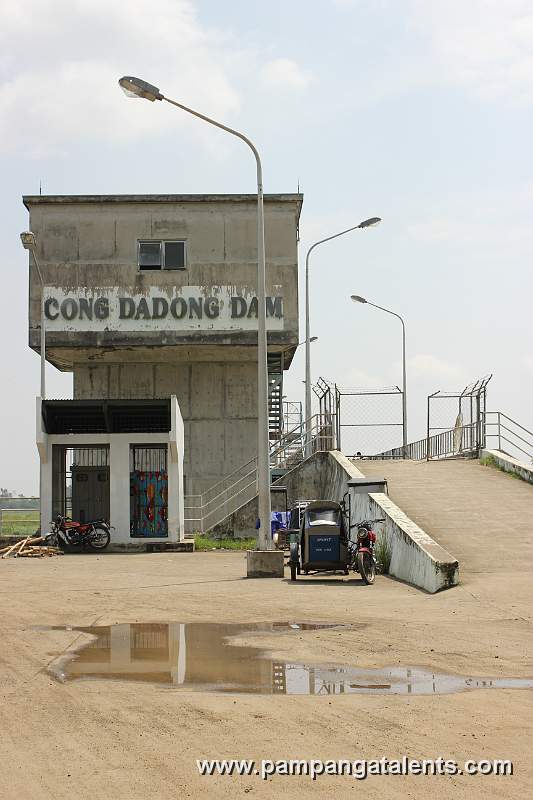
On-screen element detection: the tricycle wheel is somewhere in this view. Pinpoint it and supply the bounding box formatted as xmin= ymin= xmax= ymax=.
xmin=290 ymin=562 xmax=297 ymax=581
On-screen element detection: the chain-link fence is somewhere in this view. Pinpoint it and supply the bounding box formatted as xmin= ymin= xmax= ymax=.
xmin=334 ymin=385 xmax=404 ymax=457
xmin=427 ymin=376 xmax=491 ymax=456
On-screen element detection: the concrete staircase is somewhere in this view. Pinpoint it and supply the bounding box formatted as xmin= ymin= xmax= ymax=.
xmin=184 ymin=413 xmax=335 ymax=534
xmin=358 ymin=458 xmax=533 ymax=576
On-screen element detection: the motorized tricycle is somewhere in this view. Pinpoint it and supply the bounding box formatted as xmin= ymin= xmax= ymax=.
xmin=288 ymin=497 xmax=384 ymax=584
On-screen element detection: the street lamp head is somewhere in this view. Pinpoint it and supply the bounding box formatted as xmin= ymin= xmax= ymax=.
xmin=351 ymin=295 xmax=368 ymax=304
xmin=20 ymin=231 xmax=36 ymax=250
xmin=357 ymin=217 xmax=381 ymax=228
xmin=118 ymin=76 xmax=163 ymax=102
xmin=310 ymin=336 xmax=318 ymax=343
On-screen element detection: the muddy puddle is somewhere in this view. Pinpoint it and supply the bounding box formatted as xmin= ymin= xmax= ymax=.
xmin=47 ymin=621 xmax=533 ymax=696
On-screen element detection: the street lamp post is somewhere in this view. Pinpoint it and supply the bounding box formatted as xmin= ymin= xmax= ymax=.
xmin=118 ymin=76 xmax=272 ymax=551
xmin=20 ymin=232 xmax=45 ymax=399
xmin=304 ymin=217 xmax=381 ymax=455
xmin=351 ymin=295 xmax=408 ymax=456
xmin=280 ymin=335 xmax=318 ymax=369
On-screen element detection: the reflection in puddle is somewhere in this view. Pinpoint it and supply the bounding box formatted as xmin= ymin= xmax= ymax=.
xmin=48 ymin=621 xmax=533 ymax=696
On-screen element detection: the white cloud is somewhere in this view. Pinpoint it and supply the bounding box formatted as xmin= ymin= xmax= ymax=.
xmin=405 ymin=185 xmax=533 ymax=255
xmin=411 ymin=0 xmax=533 ymax=102
xmin=0 ymin=0 xmax=242 ymax=156
xmin=261 ymin=58 xmax=310 ymax=90
xmin=408 ymin=354 xmax=463 ymax=381
xmin=0 ymin=1 xmax=313 ymax=156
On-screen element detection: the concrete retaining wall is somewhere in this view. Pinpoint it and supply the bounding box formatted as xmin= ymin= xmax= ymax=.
xmin=481 ymin=449 xmax=533 ymax=485
xmin=327 ymin=452 xmax=458 ymax=593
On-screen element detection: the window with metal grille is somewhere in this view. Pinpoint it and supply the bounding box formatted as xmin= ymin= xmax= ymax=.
xmin=138 ymin=240 xmax=186 ymax=270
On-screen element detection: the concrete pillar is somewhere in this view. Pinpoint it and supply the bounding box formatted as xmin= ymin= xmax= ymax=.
xmin=109 ymin=437 xmax=130 ymax=543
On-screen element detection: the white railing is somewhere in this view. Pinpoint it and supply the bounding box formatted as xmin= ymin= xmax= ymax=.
xmin=483 ymin=411 xmax=533 ymax=463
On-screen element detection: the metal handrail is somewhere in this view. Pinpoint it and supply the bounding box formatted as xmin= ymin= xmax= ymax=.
xmin=184 ymin=412 xmax=337 ymax=533
xmin=368 ymin=421 xmax=480 ymax=461
xmin=185 ymin=466 xmax=258 ymax=513
xmin=483 ymin=411 xmax=533 ymax=461
xmin=368 ymin=410 xmax=532 ymax=464
xmin=493 ymin=411 xmax=533 ymax=437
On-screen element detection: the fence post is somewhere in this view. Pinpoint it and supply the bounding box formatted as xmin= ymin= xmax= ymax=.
xmin=426 ymin=395 xmax=431 ymax=461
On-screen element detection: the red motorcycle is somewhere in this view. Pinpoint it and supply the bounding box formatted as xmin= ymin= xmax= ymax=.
xmin=348 ymin=517 xmax=385 ymax=584
xmin=48 ymin=514 xmax=111 ymax=551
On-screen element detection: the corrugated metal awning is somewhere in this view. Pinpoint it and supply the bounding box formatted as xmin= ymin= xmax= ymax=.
xmin=41 ymin=399 xmax=171 ymax=434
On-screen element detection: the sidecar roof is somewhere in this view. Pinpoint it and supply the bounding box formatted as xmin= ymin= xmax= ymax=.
xmin=304 ymin=500 xmax=342 ymax=512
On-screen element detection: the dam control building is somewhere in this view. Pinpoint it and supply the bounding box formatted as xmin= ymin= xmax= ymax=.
xmin=24 ymin=193 xmax=302 ymax=544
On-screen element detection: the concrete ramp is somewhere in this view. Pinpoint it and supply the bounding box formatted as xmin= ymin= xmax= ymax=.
xmin=359 ymin=458 xmax=533 ymax=577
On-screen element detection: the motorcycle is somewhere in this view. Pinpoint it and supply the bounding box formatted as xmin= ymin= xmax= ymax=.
xmin=48 ymin=514 xmax=112 ymax=552
xmin=348 ymin=517 xmax=385 ymax=584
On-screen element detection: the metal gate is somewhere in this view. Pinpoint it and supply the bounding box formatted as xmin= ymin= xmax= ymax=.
xmin=427 ymin=375 xmax=492 ymax=459
xmin=334 ymin=384 xmax=404 ymax=457
xmin=52 ymin=445 xmax=110 ymax=522
xmin=130 ymin=445 xmax=168 ymax=538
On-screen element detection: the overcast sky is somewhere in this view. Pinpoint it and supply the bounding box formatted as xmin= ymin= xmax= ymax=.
xmin=1 ymin=0 xmax=532 ymax=493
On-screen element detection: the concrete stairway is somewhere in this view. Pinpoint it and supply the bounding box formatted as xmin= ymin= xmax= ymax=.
xmin=358 ymin=458 xmax=533 ymax=577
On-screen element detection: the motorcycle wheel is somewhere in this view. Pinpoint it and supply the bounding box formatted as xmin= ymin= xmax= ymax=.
xmin=88 ymin=524 xmax=111 ymax=551
xmin=290 ymin=562 xmax=297 ymax=581
xmin=357 ymin=551 xmax=376 ymax=585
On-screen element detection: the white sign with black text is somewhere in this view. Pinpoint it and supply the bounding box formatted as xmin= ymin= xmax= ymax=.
xmin=42 ymin=286 xmax=284 ymax=332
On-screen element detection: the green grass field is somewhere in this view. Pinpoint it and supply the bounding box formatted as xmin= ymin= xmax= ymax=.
xmin=0 ymin=510 xmax=40 ymax=536
xmin=194 ymin=534 xmax=256 ymax=551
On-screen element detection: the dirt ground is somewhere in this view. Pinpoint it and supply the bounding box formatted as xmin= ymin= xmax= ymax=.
xmin=0 ymin=551 xmax=531 ymax=799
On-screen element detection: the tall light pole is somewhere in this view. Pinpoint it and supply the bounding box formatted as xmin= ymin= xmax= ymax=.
xmin=304 ymin=217 xmax=381 ymax=454
xmin=118 ymin=76 xmax=272 ymax=551
xmin=20 ymin=231 xmax=45 ymax=399
xmin=351 ymin=295 xmax=408 ymax=456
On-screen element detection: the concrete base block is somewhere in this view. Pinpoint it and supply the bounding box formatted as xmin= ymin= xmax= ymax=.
xmin=145 ymin=541 xmax=194 ymax=553
xmin=246 ymin=549 xmax=285 ymax=578
xmin=109 ymin=542 xmax=194 ymax=553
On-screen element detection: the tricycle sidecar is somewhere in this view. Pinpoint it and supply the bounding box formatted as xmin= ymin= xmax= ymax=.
xmin=289 ymin=500 xmax=350 ymax=581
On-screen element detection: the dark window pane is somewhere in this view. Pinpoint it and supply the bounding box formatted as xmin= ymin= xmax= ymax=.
xmin=138 ymin=241 xmax=162 ymax=269
xmin=164 ymin=241 xmax=185 ymax=269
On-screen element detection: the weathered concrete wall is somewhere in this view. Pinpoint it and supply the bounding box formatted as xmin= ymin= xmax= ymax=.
xmin=212 ymin=450 xmax=459 ymax=593
xmin=480 ymin=449 xmax=533 ymax=485
xmin=25 ymin=194 xmax=301 ymax=360
xmin=73 ymin=360 xmax=258 ymax=496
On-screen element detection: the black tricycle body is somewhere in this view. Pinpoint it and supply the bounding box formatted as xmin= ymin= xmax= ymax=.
xmin=288 ymin=496 xmax=384 ymax=584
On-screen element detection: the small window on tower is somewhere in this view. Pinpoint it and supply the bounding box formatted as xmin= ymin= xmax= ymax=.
xmin=138 ymin=241 xmax=162 ymax=269
xmin=164 ymin=241 xmax=186 ymax=269
xmin=137 ymin=240 xmax=186 ymax=270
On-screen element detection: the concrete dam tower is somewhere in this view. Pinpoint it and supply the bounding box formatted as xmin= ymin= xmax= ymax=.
xmin=25 ymin=193 xmax=302 ymax=545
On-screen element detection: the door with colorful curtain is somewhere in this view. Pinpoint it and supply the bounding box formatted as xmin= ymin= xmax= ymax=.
xmin=130 ymin=446 xmax=168 ymax=537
